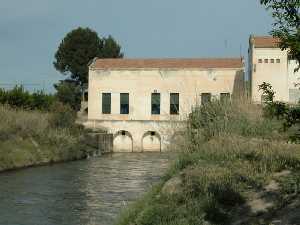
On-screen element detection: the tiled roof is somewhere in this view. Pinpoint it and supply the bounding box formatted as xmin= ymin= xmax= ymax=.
xmin=90 ymin=58 xmax=244 ymax=70
xmin=251 ymin=36 xmax=280 ymax=48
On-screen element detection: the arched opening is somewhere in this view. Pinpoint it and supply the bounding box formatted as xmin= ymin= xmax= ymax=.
xmin=142 ymin=131 xmax=161 ymax=152
xmin=113 ymin=130 xmax=133 ymax=152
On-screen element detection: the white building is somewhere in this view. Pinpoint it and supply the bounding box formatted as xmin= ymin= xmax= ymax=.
xmin=249 ymin=35 xmax=300 ymax=103
xmin=84 ymin=58 xmax=244 ymax=152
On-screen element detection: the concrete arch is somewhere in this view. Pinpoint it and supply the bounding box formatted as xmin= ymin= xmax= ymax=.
xmin=142 ymin=131 xmax=161 ymax=152
xmin=113 ymin=130 xmax=133 ymax=152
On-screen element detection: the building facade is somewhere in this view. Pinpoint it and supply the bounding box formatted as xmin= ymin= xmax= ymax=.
xmin=84 ymin=58 xmax=244 ymax=152
xmin=249 ymin=35 xmax=300 ymax=103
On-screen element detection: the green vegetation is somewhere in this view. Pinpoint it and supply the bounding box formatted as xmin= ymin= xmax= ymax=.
xmin=259 ymin=82 xmax=300 ymax=142
xmin=116 ymin=99 xmax=300 ymax=225
xmin=53 ymin=27 xmax=123 ymax=109
xmin=0 ymin=104 xmax=97 ymax=172
xmin=0 ymin=86 xmax=54 ymax=111
xmin=261 ymin=0 xmax=300 ymax=70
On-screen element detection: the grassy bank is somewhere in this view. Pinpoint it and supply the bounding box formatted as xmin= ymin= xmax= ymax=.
xmin=0 ymin=105 xmax=97 ymax=172
xmin=116 ymin=101 xmax=300 ymax=225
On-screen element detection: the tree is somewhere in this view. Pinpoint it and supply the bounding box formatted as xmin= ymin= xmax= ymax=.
xmin=53 ymin=27 xmax=123 ymax=86
xmin=261 ymin=0 xmax=300 ymax=68
xmin=54 ymin=80 xmax=82 ymax=111
xmin=101 ymin=35 xmax=124 ymax=58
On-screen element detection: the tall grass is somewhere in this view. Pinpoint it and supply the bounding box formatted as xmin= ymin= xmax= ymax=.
xmin=0 ymin=105 xmax=93 ymax=171
xmin=116 ymin=100 xmax=300 ymax=225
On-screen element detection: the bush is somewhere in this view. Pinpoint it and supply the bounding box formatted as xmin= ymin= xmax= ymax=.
xmin=48 ymin=101 xmax=77 ymax=129
xmin=54 ymin=80 xmax=82 ymax=111
xmin=0 ymin=86 xmax=54 ymax=111
xmin=188 ymin=100 xmax=281 ymax=144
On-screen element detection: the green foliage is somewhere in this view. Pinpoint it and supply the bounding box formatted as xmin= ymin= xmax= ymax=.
xmin=117 ymin=100 xmax=300 ymax=225
xmin=0 ymin=105 xmax=95 ymax=172
xmin=258 ymin=82 xmax=275 ymax=103
xmin=259 ymin=82 xmax=289 ymax=119
xmin=101 ymin=35 xmax=124 ymax=58
xmin=53 ymin=27 xmax=123 ymax=86
xmin=259 ymin=82 xmax=300 ymax=142
xmin=54 ymin=80 xmax=82 ymax=110
xmin=188 ymin=100 xmax=280 ymax=144
xmin=48 ymin=101 xmax=76 ymax=129
xmin=261 ymin=0 xmax=300 ymax=69
xmin=0 ymin=86 xmax=54 ymax=111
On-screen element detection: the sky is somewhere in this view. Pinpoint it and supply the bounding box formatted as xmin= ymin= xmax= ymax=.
xmin=0 ymin=0 xmax=273 ymax=93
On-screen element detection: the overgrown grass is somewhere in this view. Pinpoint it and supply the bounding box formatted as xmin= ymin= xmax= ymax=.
xmin=0 ymin=105 xmax=96 ymax=172
xmin=116 ymin=100 xmax=300 ymax=225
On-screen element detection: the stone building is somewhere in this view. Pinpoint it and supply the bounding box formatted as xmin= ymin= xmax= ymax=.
xmin=84 ymin=58 xmax=244 ymax=152
xmin=249 ymin=35 xmax=300 ymax=103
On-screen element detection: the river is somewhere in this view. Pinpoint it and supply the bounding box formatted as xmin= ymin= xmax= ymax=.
xmin=0 ymin=153 xmax=172 ymax=225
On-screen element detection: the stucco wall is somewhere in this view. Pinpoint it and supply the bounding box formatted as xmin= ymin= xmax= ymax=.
xmin=288 ymin=60 xmax=300 ymax=103
xmin=88 ymin=68 xmax=244 ymax=121
xmin=250 ymin=48 xmax=289 ymax=103
xmin=87 ymin=67 xmax=244 ymax=152
xmin=83 ymin=120 xmax=185 ymax=152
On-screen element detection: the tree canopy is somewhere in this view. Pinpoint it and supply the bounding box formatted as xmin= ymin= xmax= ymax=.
xmin=261 ymin=0 xmax=300 ymax=67
xmin=54 ymin=27 xmax=123 ymax=86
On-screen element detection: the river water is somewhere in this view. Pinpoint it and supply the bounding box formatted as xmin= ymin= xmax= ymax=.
xmin=0 ymin=153 xmax=172 ymax=225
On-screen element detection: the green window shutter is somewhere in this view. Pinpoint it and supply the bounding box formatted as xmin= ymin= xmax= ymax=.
xmin=201 ymin=93 xmax=211 ymax=105
xmin=120 ymin=93 xmax=129 ymax=114
xmin=170 ymin=93 xmax=179 ymax=115
xmin=151 ymin=93 xmax=160 ymax=115
xmin=102 ymin=93 xmax=111 ymax=114
xmin=220 ymin=93 xmax=230 ymax=103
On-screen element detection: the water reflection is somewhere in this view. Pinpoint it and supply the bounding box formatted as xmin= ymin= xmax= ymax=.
xmin=0 ymin=153 xmax=171 ymax=225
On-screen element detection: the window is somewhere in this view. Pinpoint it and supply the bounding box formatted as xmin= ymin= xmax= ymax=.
xmin=258 ymin=59 xmax=263 ymax=63
xmin=276 ymin=59 xmax=281 ymax=63
xmin=170 ymin=93 xmax=179 ymax=115
xmin=151 ymin=93 xmax=160 ymax=115
xmin=201 ymin=93 xmax=211 ymax=105
xmin=102 ymin=93 xmax=111 ymax=114
xmin=264 ymin=59 xmax=269 ymax=63
xmin=270 ymin=59 xmax=275 ymax=63
xmin=220 ymin=93 xmax=230 ymax=103
xmin=120 ymin=93 xmax=129 ymax=114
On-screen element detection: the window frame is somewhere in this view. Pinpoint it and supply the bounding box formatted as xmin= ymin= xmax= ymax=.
xmin=170 ymin=93 xmax=179 ymax=115
xmin=120 ymin=93 xmax=129 ymax=114
xmin=201 ymin=93 xmax=212 ymax=105
xmin=102 ymin=93 xmax=111 ymax=114
xmin=220 ymin=93 xmax=231 ymax=103
xmin=151 ymin=93 xmax=161 ymax=115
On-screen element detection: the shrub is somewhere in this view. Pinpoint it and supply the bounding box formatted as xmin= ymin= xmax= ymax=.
xmin=0 ymin=86 xmax=54 ymax=111
xmin=188 ymin=100 xmax=281 ymax=144
xmin=48 ymin=101 xmax=77 ymax=129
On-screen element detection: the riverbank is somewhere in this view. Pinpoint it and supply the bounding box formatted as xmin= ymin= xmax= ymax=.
xmin=0 ymin=105 xmax=98 ymax=172
xmin=116 ymin=101 xmax=300 ymax=225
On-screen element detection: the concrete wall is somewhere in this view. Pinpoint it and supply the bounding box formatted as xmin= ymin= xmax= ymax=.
xmin=84 ymin=120 xmax=185 ymax=152
xmin=86 ymin=68 xmax=244 ymax=152
xmin=250 ymin=47 xmax=289 ymax=103
xmin=249 ymin=42 xmax=300 ymax=104
xmin=288 ymin=60 xmax=300 ymax=103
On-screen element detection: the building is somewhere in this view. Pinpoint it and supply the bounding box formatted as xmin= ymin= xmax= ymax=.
xmin=249 ymin=35 xmax=300 ymax=103
xmin=84 ymin=58 xmax=244 ymax=152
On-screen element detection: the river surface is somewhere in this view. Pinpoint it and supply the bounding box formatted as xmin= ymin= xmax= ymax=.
xmin=0 ymin=153 xmax=172 ymax=225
